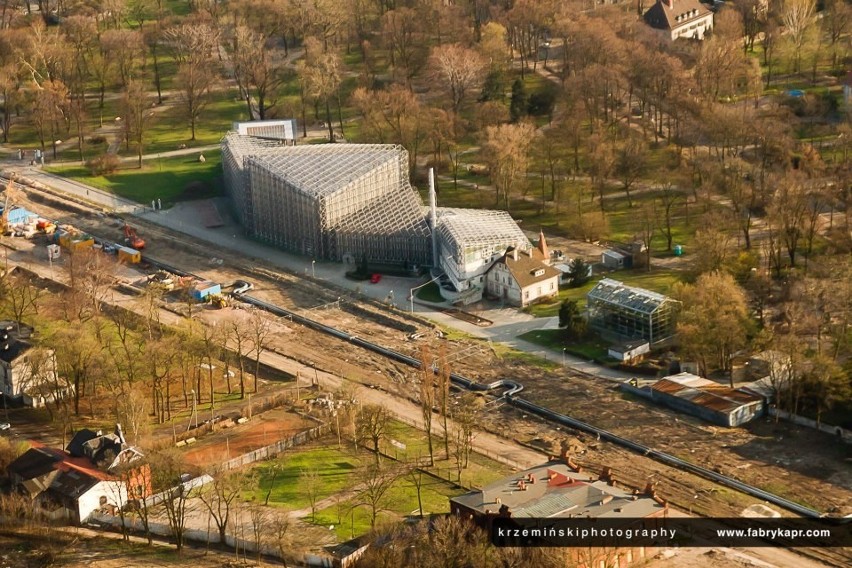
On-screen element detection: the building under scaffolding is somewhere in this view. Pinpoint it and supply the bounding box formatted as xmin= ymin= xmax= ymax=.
xmin=434 ymin=208 xmax=530 ymax=297
xmin=223 ymin=132 xmax=535 ymax=297
xmin=587 ymin=278 xmax=680 ymax=344
xmin=222 ymin=134 xmax=430 ymax=265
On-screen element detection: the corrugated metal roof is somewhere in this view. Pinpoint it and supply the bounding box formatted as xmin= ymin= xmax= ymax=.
xmin=651 ymin=377 xmax=763 ymax=413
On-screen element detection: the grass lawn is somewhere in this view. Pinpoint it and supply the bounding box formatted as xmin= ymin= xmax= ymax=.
xmin=247 ymin=445 xmax=363 ymax=510
xmin=527 ymin=268 xmax=684 ymax=318
xmin=45 ymin=150 xmax=223 ymax=205
xmin=518 ymin=329 xmax=612 ymax=362
xmin=415 ymin=282 xmax=444 ymax=303
xmin=310 ymin=471 xmax=465 ymax=541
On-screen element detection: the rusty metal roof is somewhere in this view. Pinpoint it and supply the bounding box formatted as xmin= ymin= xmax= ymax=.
xmin=651 ymin=377 xmax=763 ymax=413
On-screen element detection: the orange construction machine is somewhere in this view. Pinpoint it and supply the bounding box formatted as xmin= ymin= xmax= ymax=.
xmin=123 ymin=223 xmax=146 ymax=250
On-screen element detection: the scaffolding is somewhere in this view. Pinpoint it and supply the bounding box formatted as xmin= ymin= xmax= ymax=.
xmin=435 ymin=208 xmax=530 ymax=289
xmin=221 ymin=132 xmax=282 ymax=230
xmin=222 ymin=136 xmax=431 ymax=264
xmin=586 ymin=278 xmax=680 ymax=344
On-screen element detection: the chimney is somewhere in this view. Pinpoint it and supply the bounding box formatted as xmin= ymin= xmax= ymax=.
xmin=428 ymin=167 xmax=438 ymax=266
xmin=665 ymin=0 xmax=673 ymax=8
xmin=512 ymin=248 xmax=518 ymax=261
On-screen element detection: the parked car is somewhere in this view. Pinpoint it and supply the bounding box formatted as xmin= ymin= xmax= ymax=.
xmin=0 ymin=423 xmax=10 ymax=431
xmin=231 ymin=280 xmax=254 ymax=295
xmin=370 ymin=273 xmax=382 ymax=284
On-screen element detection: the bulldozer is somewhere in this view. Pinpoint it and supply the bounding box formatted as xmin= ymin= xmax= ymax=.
xmin=209 ymin=294 xmax=229 ymax=309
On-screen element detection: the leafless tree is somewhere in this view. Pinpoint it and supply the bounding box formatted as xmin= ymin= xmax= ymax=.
xmin=417 ymin=344 xmax=435 ymax=466
xmin=197 ymin=467 xmax=243 ymax=548
xmin=122 ymin=79 xmax=154 ymax=168
xmin=149 ymin=449 xmax=198 ymax=552
xmin=481 ymin=121 xmax=536 ymax=212
xmin=781 ymin=0 xmax=817 ymax=73
xmin=248 ymin=311 xmax=271 ymax=394
xmin=429 ymin=43 xmax=486 ymax=113
xmin=356 ymin=462 xmax=400 ymax=529
xmin=357 ymin=403 xmax=390 ymax=467
xmin=301 ymin=466 xmax=322 ymax=520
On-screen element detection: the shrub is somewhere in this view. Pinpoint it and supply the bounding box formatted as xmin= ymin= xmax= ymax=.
xmin=85 ymin=153 xmax=120 ymax=176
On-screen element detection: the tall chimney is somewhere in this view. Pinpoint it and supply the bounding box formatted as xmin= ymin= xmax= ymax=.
xmin=428 ymin=167 xmax=438 ymax=266
xmin=666 ymin=0 xmax=674 ymax=9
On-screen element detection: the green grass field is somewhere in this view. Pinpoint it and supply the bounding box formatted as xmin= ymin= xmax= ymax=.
xmin=517 ymin=329 xmax=612 ymax=362
xmin=45 ymin=150 xmax=223 ymax=205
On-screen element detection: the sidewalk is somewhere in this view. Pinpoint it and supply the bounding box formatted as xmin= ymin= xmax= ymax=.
xmin=5 ymin=165 xmax=631 ymax=382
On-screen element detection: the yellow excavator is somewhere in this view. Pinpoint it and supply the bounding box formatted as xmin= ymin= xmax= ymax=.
xmin=209 ymin=294 xmax=229 ymax=309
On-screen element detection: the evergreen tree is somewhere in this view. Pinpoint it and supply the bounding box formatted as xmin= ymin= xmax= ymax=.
xmin=509 ymin=78 xmax=527 ymax=122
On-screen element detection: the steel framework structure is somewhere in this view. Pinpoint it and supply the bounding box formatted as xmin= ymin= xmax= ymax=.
xmin=223 ymin=135 xmax=431 ymax=264
xmin=587 ymin=278 xmax=680 ymax=344
xmin=435 ymin=208 xmax=530 ymax=288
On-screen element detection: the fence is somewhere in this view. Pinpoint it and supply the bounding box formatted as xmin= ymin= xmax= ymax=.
xmin=219 ymin=422 xmax=333 ymax=471
xmin=769 ymin=408 xmax=852 ymax=444
xmin=386 ymin=410 xmax=529 ymax=472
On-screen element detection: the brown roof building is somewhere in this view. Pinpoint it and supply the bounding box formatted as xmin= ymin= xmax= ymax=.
xmin=648 ymin=372 xmax=765 ymax=426
xmin=645 ymin=0 xmax=714 ymax=40
xmin=485 ymin=247 xmax=560 ymax=307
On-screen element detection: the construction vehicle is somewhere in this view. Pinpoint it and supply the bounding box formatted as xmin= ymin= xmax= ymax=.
xmin=0 ymin=175 xmax=21 ymax=236
xmin=123 ymin=223 xmax=145 ymax=250
xmin=209 ymin=294 xmax=229 ymax=309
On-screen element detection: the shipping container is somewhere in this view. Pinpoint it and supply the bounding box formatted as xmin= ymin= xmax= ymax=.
xmin=117 ymin=246 xmax=141 ymax=264
xmin=191 ymin=280 xmax=221 ymax=301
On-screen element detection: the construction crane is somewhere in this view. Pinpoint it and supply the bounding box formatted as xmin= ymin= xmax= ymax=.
xmin=0 ymin=175 xmax=22 ymax=236
xmin=123 ymin=223 xmax=145 ymax=250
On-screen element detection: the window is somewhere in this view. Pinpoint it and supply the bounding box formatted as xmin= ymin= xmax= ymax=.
xmin=524 ymin=291 xmax=529 ymax=300
xmin=550 ymin=282 xmax=554 ymax=291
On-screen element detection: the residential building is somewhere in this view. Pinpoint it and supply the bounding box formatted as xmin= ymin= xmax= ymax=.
xmin=587 ymin=279 xmax=680 ymax=344
xmin=644 ymin=0 xmax=714 ymax=40
xmin=485 ymin=247 xmax=560 ymax=307
xmin=0 ymin=321 xmax=61 ymax=407
xmin=6 ymin=425 xmax=149 ymax=524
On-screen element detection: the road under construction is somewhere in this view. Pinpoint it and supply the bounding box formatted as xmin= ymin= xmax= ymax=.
xmin=2 ymin=175 xmax=850 ymax=567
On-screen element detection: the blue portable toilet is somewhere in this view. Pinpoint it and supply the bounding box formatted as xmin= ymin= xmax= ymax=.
xmin=674 ymin=245 xmax=683 ymax=257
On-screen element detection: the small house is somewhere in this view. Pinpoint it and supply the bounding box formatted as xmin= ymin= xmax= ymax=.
xmin=601 ymin=249 xmax=627 ymax=269
xmin=485 ymin=247 xmax=560 ymax=307
xmin=644 ymin=0 xmax=714 ymax=41
xmin=6 ymin=425 xmax=149 ymax=524
xmin=0 ymin=321 xmax=62 ymax=407
xmin=191 ymin=280 xmax=221 ymax=301
xmin=608 ymin=340 xmax=650 ymax=363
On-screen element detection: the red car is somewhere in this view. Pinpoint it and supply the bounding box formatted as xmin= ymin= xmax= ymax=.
xmin=370 ymin=273 xmax=382 ymax=284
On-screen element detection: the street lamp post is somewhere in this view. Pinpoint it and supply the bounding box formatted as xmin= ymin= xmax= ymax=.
xmin=311 ymin=260 xmax=316 ymax=278
xmin=562 ymin=348 xmax=566 ymax=368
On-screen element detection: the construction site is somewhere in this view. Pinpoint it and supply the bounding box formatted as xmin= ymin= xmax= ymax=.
xmin=1 ymin=175 xmax=851 ymax=568
xmin=222 ymin=132 xmax=538 ymax=303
